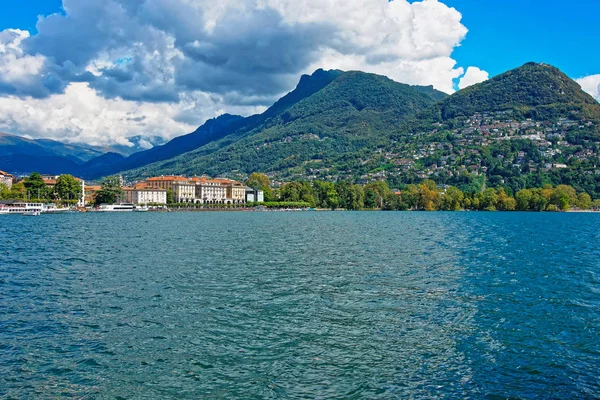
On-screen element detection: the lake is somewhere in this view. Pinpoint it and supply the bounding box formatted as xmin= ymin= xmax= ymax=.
xmin=1 ymin=211 xmax=599 ymax=398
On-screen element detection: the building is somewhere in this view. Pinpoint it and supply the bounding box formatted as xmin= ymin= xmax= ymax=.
xmin=194 ymin=177 xmax=227 ymax=204
xmin=121 ymin=186 xmax=135 ymax=204
xmin=133 ymin=188 xmax=167 ymax=205
xmin=0 ymin=171 xmax=14 ymax=189
xmin=142 ymin=175 xmax=247 ymax=205
xmin=145 ymin=175 xmax=187 ymax=192
xmin=215 ymin=178 xmax=246 ymax=204
xmin=172 ymin=180 xmax=195 ymax=203
xmin=246 ymin=187 xmax=264 ymax=203
xmin=84 ymin=185 xmax=102 ymax=205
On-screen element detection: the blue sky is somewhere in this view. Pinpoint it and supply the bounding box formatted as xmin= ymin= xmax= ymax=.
xmin=3 ymin=0 xmax=598 ymax=79
xmin=443 ymin=0 xmax=600 ymax=79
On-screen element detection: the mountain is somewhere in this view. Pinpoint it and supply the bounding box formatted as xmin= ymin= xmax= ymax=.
xmin=122 ymin=62 xmax=600 ymax=199
xmin=0 ymin=132 xmax=107 ymax=176
xmin=0 ymin=154 xmax=81 ymax=175
xmin=122 ymin=70 xmax=448 ymax=179
xmin=0 ymin=132 xmax=103 ymax=163
xmin=433 ymin=62 xmax=600 ymax=121
xmin=89 ymin=136 xmax=168 ymax=157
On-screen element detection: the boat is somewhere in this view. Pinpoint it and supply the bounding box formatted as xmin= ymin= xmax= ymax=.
xmin=23 ymin=211 xmax=41 ymax=216
xmin=134 ymin=206 xmax=149 ymax=212
xmin=41 ymin=203 xmax=71 ymax=214
xmin=97 ymin=203 xmax=136 ymax=212
xmin=0 ymin=202 xmax=44 ymax=215
xmin=0 ymin=203 xmax=71 ymax=215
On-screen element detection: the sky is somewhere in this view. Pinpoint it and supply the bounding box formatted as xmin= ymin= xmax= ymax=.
xmin=0 ymin=0 xmax=598 ymax=148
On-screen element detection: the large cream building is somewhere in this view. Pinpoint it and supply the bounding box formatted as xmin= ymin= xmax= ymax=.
xmin=172 ymin=180 xmax=196 ymax=203
xmin=138 ymin=175 xmax=249 ymax=204
xmin=134 ymin=188 xmax=167 ymax=205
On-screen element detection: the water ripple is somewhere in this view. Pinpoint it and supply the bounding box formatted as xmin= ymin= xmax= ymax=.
xmin=0 ymin=212 xmax=599 ymax=398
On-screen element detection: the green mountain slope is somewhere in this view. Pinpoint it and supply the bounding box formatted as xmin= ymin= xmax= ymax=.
xmin=124 ymin=71 xmax=447 ymax=178
xmin=434 ymin=62 xmax=600 ymax=121
xmin=121 ymin=62 xmax=600 ymax=198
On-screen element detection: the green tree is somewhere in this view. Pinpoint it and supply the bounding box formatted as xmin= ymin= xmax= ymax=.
xmin=577 ymin=193 xmax=592 ymax=210
xmin=8 ymin=182 xmax=25 ymax=200
xmin=440 ymin=186 xmax=464 ymax=211
xmin=167 ymin=189 xmax=174 ymax=204
xmin=313 ymin=181 xmax=337 ymax=208
xmin=246 ymin=172 xmax=274 ymax=201
xmin=94 ymin=176 xmax=123 ymax=205
xmin=515 ymin=189 xmax=533 ymax=211
xmin=24 ymin=172 xmax=48 ymax=199
xmin=481 ymin=188 xmax=499 ymax=211
xmin=0 ymin=183 xmax=9 ymax=199
xmin=55 ymin=174 xmax=82 ymax=204
xmin=364 ymin=181 xmax=391 ymax=208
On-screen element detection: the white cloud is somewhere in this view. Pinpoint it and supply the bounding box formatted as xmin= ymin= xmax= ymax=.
xmin=0 ymin=29 xmax=47 ymax=96
xmin=0 ymin=0 xmax=489 ymax=146
xmin=577 ymin=75 xmax=600 ymax=101
xmin=0 ymin=82 xmax=264 ymax=147
xmin=458 ymin=66 xmax=489 ymax=90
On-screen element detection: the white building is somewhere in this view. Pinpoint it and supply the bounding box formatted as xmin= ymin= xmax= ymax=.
xmin=134 ymin=189 xmax=167 ymax=205
xmin=194 ymin=179 xmax=227 ymax=204
xmin=172 ymin=181 xmax=195 ymax=203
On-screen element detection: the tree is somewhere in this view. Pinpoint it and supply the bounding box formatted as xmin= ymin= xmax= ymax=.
xmin=55 ymin=174 xmax=82 ymax=204
xmin=577 ymin=193 xmax=592 ymax=210
xmin=280 ymin=181 xmax=314 ymax=206
xmin=167 ymin=189 xmax=174 ymax=204
xmin=496 ymin=188 xmax=516 ymax=211
xmin=8 ymin=182 xmax=25 ymax=200
xmin=481 ymin=188 xmax=499 ymax=211
xmin=94 ymin=176 xmax=123 ymax=205
xmin=515 ymin=189 xmax=533 ymax=211
xmin=440 ymin=186 xmax=464 ymax=211
xmin=246 ymin=172 xmax=274 ymax=201
xmin=418 ymin=180 xmax=440 ymax=211
xmin=364 ymin=181 xmax=391 ymax=208
xmin=0 ymin=183 xmax=9 ymax=199
xmin=24 ymin=172 xmax=48 ymax=199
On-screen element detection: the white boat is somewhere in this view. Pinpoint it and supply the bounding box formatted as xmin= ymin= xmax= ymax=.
xmin=134 ymin=206 xmax=149 ymax=212
xmin=0 ymin=202 xmax=44 ymax=215
xmin=0 ymin=203 xmax=70 ymax=215
xmin=23 ymin=211 xmax=41 ymax=216
xmin=98 ymin=203 xmax=135 ymax=212
xmin=42 ymin=203 xmax=71 ymax=214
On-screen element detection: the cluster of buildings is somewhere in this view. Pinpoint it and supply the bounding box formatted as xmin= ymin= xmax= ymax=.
xmin=86 ymin=175 xmax=264 ymax=206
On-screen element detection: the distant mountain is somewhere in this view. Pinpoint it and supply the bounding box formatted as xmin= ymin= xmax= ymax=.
xmin=89 ymin=136 xmax=168 ymax=157
xmin=0 ymin=132 xmax=103 ymax=163
xmin=0 ymin=154 xmax=81 ymax=176
xmin=123 ymin=70 xmax=448 ymax=179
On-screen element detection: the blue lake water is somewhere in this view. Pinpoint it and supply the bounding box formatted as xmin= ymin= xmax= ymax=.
xmin=1 ymin=211 xmax=599 ymax=398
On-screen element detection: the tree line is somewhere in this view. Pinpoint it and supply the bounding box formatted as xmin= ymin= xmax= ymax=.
xmin=246 ymin=173 xmax=600 ymax=211
xmin=0 ymin=173 xmax=82 ymax=204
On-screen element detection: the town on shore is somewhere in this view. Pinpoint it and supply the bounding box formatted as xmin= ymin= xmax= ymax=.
xmin=1 ymin=170 xmax=600 ymax=212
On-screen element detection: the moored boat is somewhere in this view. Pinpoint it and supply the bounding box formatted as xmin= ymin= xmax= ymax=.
xmin=23 ymin=211 xmax=41 ymax=216
xmin=98 ymin=203 xmax=136 ymax=212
